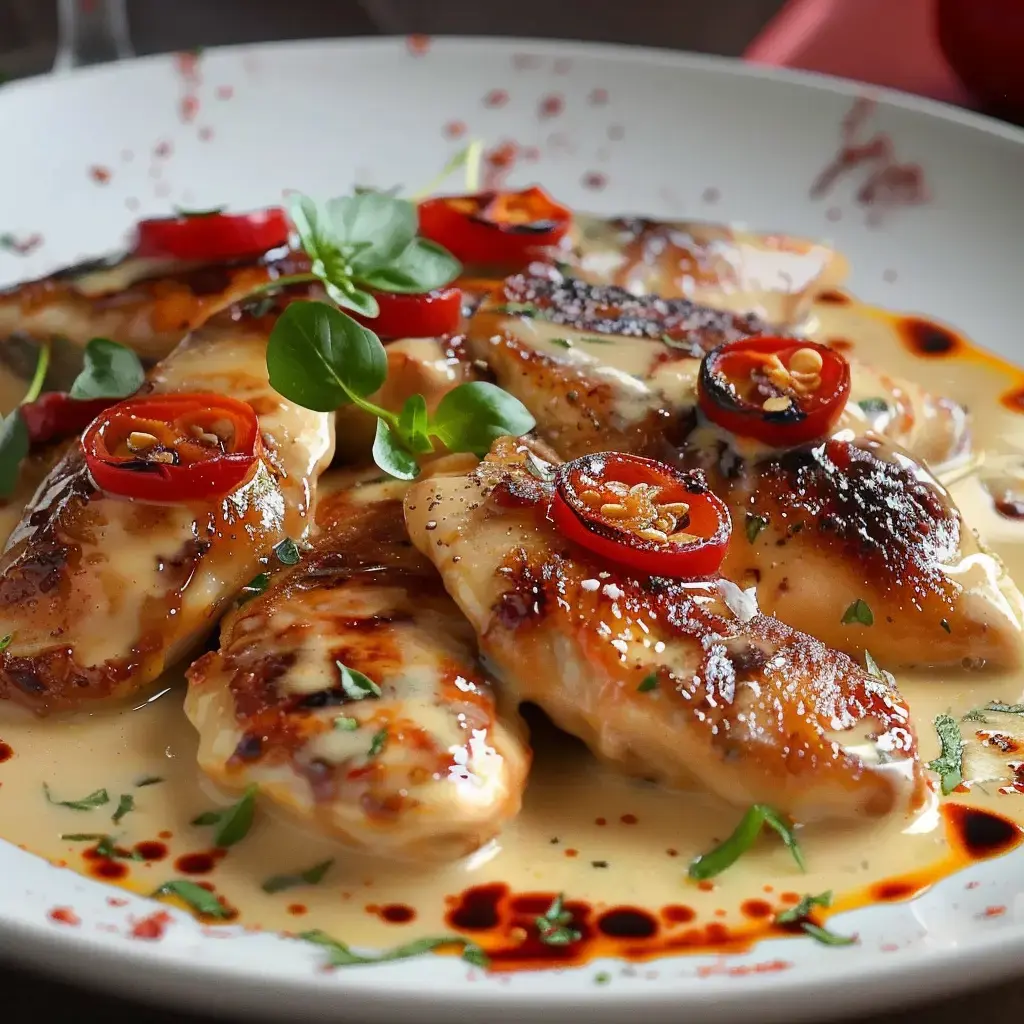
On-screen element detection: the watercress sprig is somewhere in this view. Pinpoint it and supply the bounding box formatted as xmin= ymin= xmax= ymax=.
xmin=267 ymin=301 xmax=535 ymax=480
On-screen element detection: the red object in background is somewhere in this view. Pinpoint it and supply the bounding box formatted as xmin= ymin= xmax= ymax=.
xmin=937 ymin=0 xmax=1024 ymax=119
xmin=347 ymin=286 xmax=463 ymax=339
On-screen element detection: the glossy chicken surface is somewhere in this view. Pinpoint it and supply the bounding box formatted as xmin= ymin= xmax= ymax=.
xmin=186 ymin=468 xmax=530 ymax=861
xmin=0 ymin=249 xmax=310 ymax=361
xmin=405 ymin=438 xmax=922 ymax=823
xmin=0 ymin=311 xmax=334 ymax=713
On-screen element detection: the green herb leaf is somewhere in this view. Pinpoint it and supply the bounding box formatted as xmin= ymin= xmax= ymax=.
xmin=173 ymin=205 xmax=226 ymax=218
xmin=274 ymin=538 xmax=301 ymax=565
xmin=69 ymin=337 xmax=145 ymax=401
xmin=841 ymin=599 xmax=874 ymax=626
xmin=745 ymin=513 xmax=768 ymax=544
xmin=337 ymin=660 xmax=382 ymax=701
xmin=267 ymin=301 xmax=387 ymax=413
xmin=360 ymin=238 xmax=461 ymax=294
xmin=61 ymin=832 xmax=106 ymax=842
xmin=688 ymin=804 xmax=805 ymax=880
xmin=152 ymin=879 xmax=230 ymax=919
xmin=776 ymin=891 xmax=833 ymax=924
xmin=0 ymin=634 xmax=12 ymax=652
xmin=550 ymin=338 xmax=573 ymax=349
xmin=961 ymin=708 xmax=987 ymax=723
xmin=397 ymin=394 xmax=433 ymax=454
xmin=637 ymin=674 xmax=658 ymax=693
xmin=44 ymin=784 xmax=109 ymax=811
xmin=535 ymin=893 xmax=581 ymax=946
xmin=493 ymin=301 xmax=539 ymax=317
xmin=326 ymin=192 xmax=418 ymax=270
xmin=801 ymin=922 xmax=857 ymax=946
xmin=239 ymin=572 xmax=270 ymax=604
xmin=135 ymin=775 xmax=164 ymax=787
xmin=857 ymin=397 xmax=889 ymax=415
xmin=372 ymin=419 xmax=420 ymax=480
xmin=191 ymin=810 xmax=222 ymax=826
xmin=0 ymin=410 xmax=29 ymax=498
xmin=62 ymin=834 xmax=138 ymax=860
xmin=299 ymin=929 xmax=488 ymax=968
xmin=983 ymin=701 xmax=1024 ymax=715
xmin=262 ymin=858 xmax=334 ymax=894
xmin=594 ymin=971 xmax=612 ymax=985
xmin=112 ymin=794 xmax=135 ymax=825
xmin=927 ymin=713 xmax=964 ymax=795
xmin=430 ymin=381 xmax=535 ymax=457
xmin=368 ymin=729 xmax=388 ymax=757
xmin=334 ymin=716 xmax=359 ymax=731
xmin=213 ymin=786 xmax=257 ymax=847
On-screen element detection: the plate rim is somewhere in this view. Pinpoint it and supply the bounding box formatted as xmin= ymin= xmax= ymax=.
xmin=2 ymin=34 xmax=1024 ymax=1020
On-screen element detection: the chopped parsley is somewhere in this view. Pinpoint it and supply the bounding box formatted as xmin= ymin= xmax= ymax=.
xmin=492 ymin=301 xmax=539 ymax=317
xmin=334 ymin=716 xmax=359 ymax=731
xmin=262 ymin=858 xmax=334 ymax=894
xmin=637 ymin=674 xmax=658 ymax=693
xmin=0 ymin=633 xmax=12 ymax=652
xmin=856 ymin=397 xmax=889 ymax=415
xmin=61 ymin=834 xmax=140 ymax=861
xmin=688 ymin=804 xmax=805 ymax=880
xmin=135 ymin=775 xmax=165 ymax=787
xmin=111 ymin=794 xmax=135 ymax=824
xmin=239 ymin=572 xmax=270 ymax=604
xmin=368 ymin=729 xmax=388 ymax=757
xmin=594 ymin=971 xmax=612 ymax=985
xmin=337 ymin=661 xmax=382 ymax=701
xmin=274 ymin=538 xmax=301 ymax=565
xmin=190 ymin=785 xmax=258 ymax=847
xmin=152 ymin=879 xmax=230 ymax=919
xmin=927 ymin=713 xmax=964 ymax=794
xmin=535 ymin=893 xmax=581 ymax=946
xmin=44 ymin=784 xmax=109 ymax=811
xmin=551 ymin=338 xmax=573 ymax=349
xmin=299 ymin=929 xmax=489 ymax=969
xmin=775 ymin=891 xmax=855 ymax=946
xmin=841 ymin=599 xmax=874 ymax=626
xmin=745 ymin=513 xmax=768 ymax=544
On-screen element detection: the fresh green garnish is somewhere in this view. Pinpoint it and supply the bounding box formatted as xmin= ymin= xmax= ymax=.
xmin=688 ymin=804 xmax=805 ymax=880
xmin=152 ymin=879 xmax=231 ymax=919
xmin=334 ymin=716 xmax=359 ymax=732
xmin=274 ymin=538 xmax=301 ymax=565
xmin=266 ymin=301 xmax=534 ymax=480
xmin=111 ymin=794 xmax=135 ymax=824
xmin=801 ymin=923 xmax=856 ymax=946
xmin=927 ymin=713 xmax=964 ymax=795
xmin=535 ymin=893 xmax=581 ymax=946
xmin=857 ymin=397 xmax=889 ymax=415
xmin=44 ymin=784 xmax=109 ymax=811
xmin=239 ymin=572 xmax=270 ymax=604
xmin=594 ymin=971 xmax=612 ymax=985
xmin=135 ymin=775 xmax=164 ymax=787
xmin=190 ymin=785 xmax=258 ymax=847
xmin=69 ymin=337 xmax=145 ymax=401
xmin=745 ymin=513 xmax=768 ymax=544
xmin=299 ymin=929 xmax=489 ymax=969
xmin=551 ymin=338 xmax=573 ymax=349
xmin=0 ymin=634 xmax=12 ymax=652
xmin=775 ymin=891 xmax=854 ymax=945
xmin=961 ymin=708 xmax=987 ymax=723
xmin=61 ymin=833 xmax=139 ymax=860
xmin=262 ymin=858 xmax=334 ymax=894
xmin=173 ymin=205 xmax=226 ymax=218
xmin=841 ymin=599 xmax=873 ymax=626
xmin=410 ymin=140 xmax=484 ymax=199
xmin=337 ymin=660 xmax=381 ymax=701
xmin=368 ymin=729 xmax=388 ymax=757
xmin=0 ymin=340 xmax=50 ymax=498
xmin=982 ymin=701 xmax=1024 ymax=715
xmin=637 ymin=674 xmax=658 ymax=693
xmin=492 ymin=301 xmax=539 ymax=317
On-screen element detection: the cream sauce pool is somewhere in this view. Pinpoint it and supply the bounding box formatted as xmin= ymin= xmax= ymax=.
xmin=2 ymin=291 xmax=1024 ymax=968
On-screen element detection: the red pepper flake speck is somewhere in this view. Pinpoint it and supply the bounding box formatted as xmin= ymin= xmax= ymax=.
xmin=131 ymin=910 xmax=172 ymax=940
xmin=89 ymin=166 xmax=111 ymax=184
xmin=966 ymin=881 xmax=981 ymax=889
xmin=154 ymin=141 xmax=172 ymax=158
xmin=589 ymin=88 xmax=609 ymax=105
xmin=443 ymin=120 xmax=467 ymax=139
xmin=595 ymin=817 xmax=606 ymax=826
xmin=981 ymin=905 xmax=1007 ymax=918
xmin=48 ymin=907 xmax=80 ymax=926
xmin=180 ymin=96 xmax=199 ymax=123
xmin=407 ymin=35 xmax=431 ymax=56
xmin=0 ymin=741 xmax=13 ymax=761
xmin=287 ymin=903 xmax=308 ymax=916
xmin=483 ymin=142 xmax=519 ymax=189
xmin=216 ymin=85 xmax=234 ymax=100
xmin=564 ymin=848 xmax=579 ymax=858
xmin=198 ymin=126 xmax=214 ymax=141
xmin=582 ymin=171 xmax=607 ymax=191
xmin=620 ymin=813 xmax=638 ymax=825
xmin=539 ymin=94 xmax=564 ymax=119
xmin=484 ymin=89 xmax=509 ymax=108
xmin=107 ymin=897 xmax=129 ymax=907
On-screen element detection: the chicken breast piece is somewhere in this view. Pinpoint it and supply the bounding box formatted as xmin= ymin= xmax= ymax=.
xmin=0 ymin=248 xmax=309 ymax=361
xmin=0 ymin=310 xmax=334 ymax=714
xmin=567 ymin=215 xmax=848 ymax=327
xmin=186 ymin=468 xmax=530 ymax=861
xmin=467 ymin=270 xmax=969 ymax=469
xmin=405 ymin=438 xmax=922 ymax=824
xmin=688 ymin=429 xmax=1024 ymax=670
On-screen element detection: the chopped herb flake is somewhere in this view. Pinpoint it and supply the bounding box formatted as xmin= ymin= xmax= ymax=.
xmin=0 ymin=633 xmax=12 ymax=652
xmin=152 ymin=879 xmax=230 ymax=919
xmin=857 ymin=397 xmax=889 ymax=415
xmin=550 ymin=338 xmax=573 ymax=349
xmin=191 ymin=785 xmax=258 ymax=847
xmin=299 ymin=929 xmax=489 ymax=968
xmin=493 ymin=301 xmax=539 ymax=317
xmin=841 ymin=599 xmax=874 ymax=626
xmin=637 ymin=674 xmax=658 ymax=693
xmin=112 ymin=794 xmax=135 ymax=824
xmin=135 ymin=775 xmax=164 ymax=787
xmin=262 ymin=858 xmax=334 ymax=894
xmin=776 ymin=891 xmax=833 ymax=923
xmin=337 ymin=661 xmax=382 ymax=701
xmin=927 ymin=713 xmax=964 ymax=795
xmin=535 ymin=893 xmax=581 ymax=946
xmin=334 ymin=716 xmax=359 ymax=731
xmin=801 ymin=922 xmax=856 ymax=946
xmin=595 ymin=971 xmax=612 ymax=984
xmin=44 ymin=784 xmax=109 ymax=811
xmin=688 ymin=804 xmax=805 ymax=880
xmin=274 ymin=538 xmax=301 ymax=565
xmin=745 ymin=513 xmax=768 ymax=544
xmin=368 ymin=729 xmax=388 ymax=757
xmin=239 ymin=572 xmax=270 ymax=604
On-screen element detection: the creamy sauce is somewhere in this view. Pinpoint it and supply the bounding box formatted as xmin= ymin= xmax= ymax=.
xmin=2 ymin=293 xmax=1024 ymax=967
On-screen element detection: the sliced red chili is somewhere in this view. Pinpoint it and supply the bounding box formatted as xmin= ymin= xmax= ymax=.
xmin=133 ymin=208 xmax=289 ymax=262
xmin=418 ymin=186 xmax=571 ymax=267
xmin=697 ymin=337 xmax=851 ymax=448
xmin=81 ymin=393 xmax=262 ymax=503
xmin=550 ymin=453 xmax=731 ymax=578
xmin=20 ymin=393 xmax=119 ymax=448
xmin=347 ymin=286 xmax=463 ymax=339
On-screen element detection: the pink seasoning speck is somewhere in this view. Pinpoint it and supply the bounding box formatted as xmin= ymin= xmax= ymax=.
xmin=48 ymin=907 xmax=81 ymax=926
xmin=538 ymin=94 xmax=564 ymax=119
xmin=484 ymin=89 xmax=509 ymax=108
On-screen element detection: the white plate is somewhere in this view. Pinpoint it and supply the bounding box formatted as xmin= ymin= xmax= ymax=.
xmin=2 ymin=36 xmax=1024 ymax=1024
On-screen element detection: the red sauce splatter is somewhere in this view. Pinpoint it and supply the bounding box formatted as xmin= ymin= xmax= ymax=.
xmin=662 ymin=904 xmax=696 ymax=925
xmin=598 ymin=908 xmax=658 ymax=939
xmin=829 ymin=337 xmax=854 ymax=353
xmin=443 ymin=120 xmax=467 ymax=139
xmin=778 ymin=892 xmax=800 ymax=905
xmin=175 ymin=851 xmax=217 ymax=875
xmin=871 ymin=880 xmax=920 ymax=901
xmin=740 ymin=900 xmax=774 ymax=920
xmin=811 ymin=97 xmax=928 ymax=218
xmin=154 ymin=140 xmax=172 ymax=158
xmin=697 ymin=958 xmax=790 ymax=978
xmin=977 ymin=730 xmax=1020 ymax=753
xmin=539 ymin=94 xmax=564 ymax=119
xmin=0 ymin=741 xmax=12 ymax=762
xmin=995 ymin=497 xmax=1024 ymax=520
xmin=697 ymin=880 xmax=715 ymax=892
xmin=701 ymin=187 xmax=721 ymax=203
xmin=89 ymin=166 xmax=111 ymax=184
xmin=131 ymin=910 xmax=171 ymax=940
xmin=818 ymin=290 xmax=850 ymax=305
xmin=134 ymin=841 xmax=168 ymax=861
xmin=898 ymin=317 xmax=964 ymax=357
xmin=620 ymin=814 xmax=638 ymax=825
xmin=107 ymin=897 xmax=128 ymax=907
xmin=589 ymin=87 xmax=609 ymax=105
xmin=482 ymin=142 xmax=519 ymax=189
xmin=944 ymin=803 xmax=1023 ymax=859
xmin=406 ymin=35 xmax=431 ymax=56
xmin=158 ymin=830 xmax=173 ymax=840
xmin=512 ymin=53 xmax=542 ymax=71
xmin=666 ymin=848 xmax=678 ymax=857
xmin=216 ymin=85 xmax=234 ymax=100
xmin=564 ymin=848 xmax=578 ymax=858
xmin=981 ymin=905 xmax=1006 ymax=918
xmin=288 ymin=903 xmax=308 ymax=916
xmin=90 ymin=860 xmax=128 ymax=880
xmin=1000 ymin=386 xmax=1024 ymax=415
xmin=582 ymin=171 xmax=607 ymax=191
xmin=484 ymin=89 xmax=509 ymax=108
xmin=380 ymin=904 xmax=416 ymax=924
xmin=447 ymin=883 xmax=505 ymax=930
xmin=595 ymin=817 xmax=606 ymax=826
xmin=48 ymin=907 xmax=80 ymax=926
xmin=181 ymin=96 xmax=199 ymax=123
